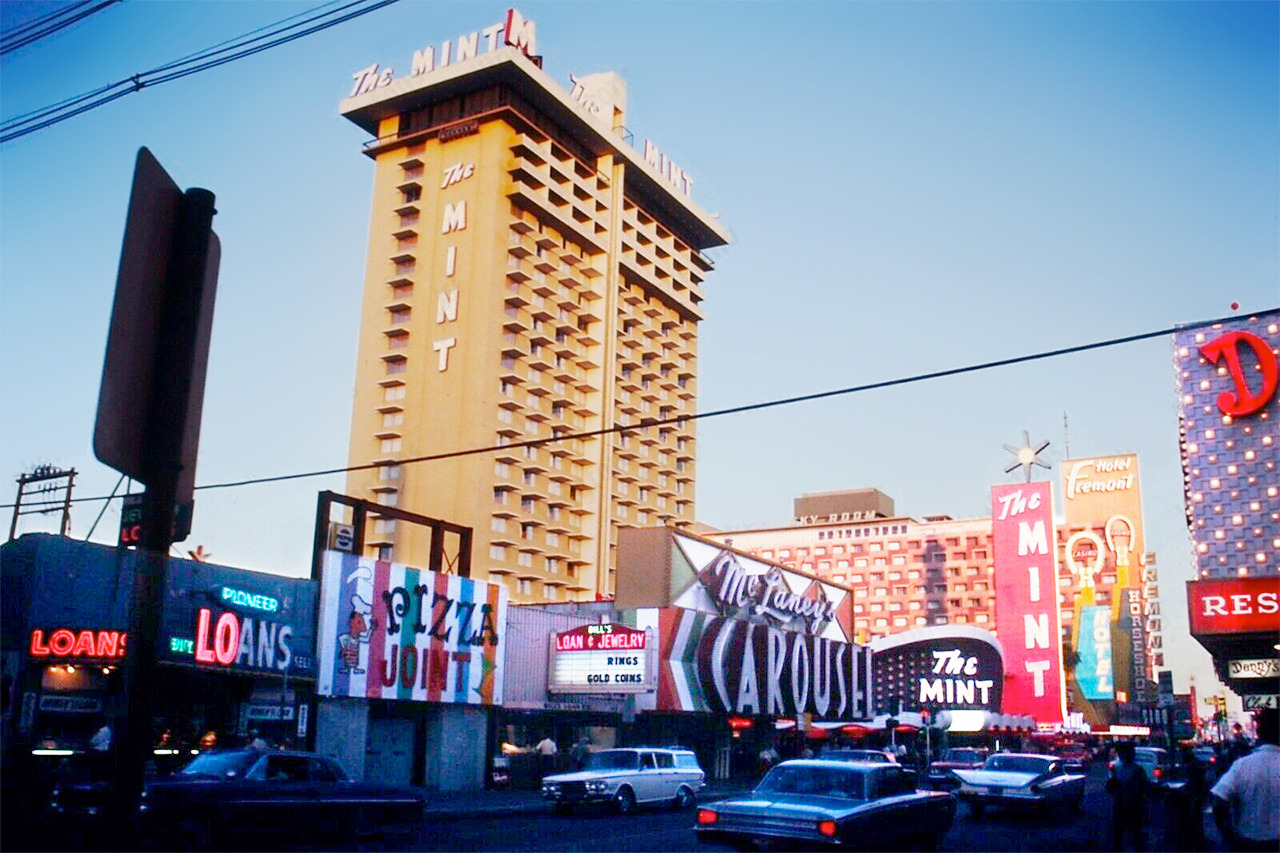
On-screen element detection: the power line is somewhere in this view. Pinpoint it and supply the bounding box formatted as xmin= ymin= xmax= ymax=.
xmin=5 ymin=310 xmax=1266 ymax=511
xmin=0 ymin=0 xmax=399 ymax=143
xmin=0 ymin=0 xmax=120 ymax=56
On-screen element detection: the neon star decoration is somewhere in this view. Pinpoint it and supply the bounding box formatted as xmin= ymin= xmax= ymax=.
xmin=1003 ymin=430 xmax=1051 ymax=482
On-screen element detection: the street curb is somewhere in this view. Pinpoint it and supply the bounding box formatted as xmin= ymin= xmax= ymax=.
xmin=423 ymin=787 xmax=756 ymax=819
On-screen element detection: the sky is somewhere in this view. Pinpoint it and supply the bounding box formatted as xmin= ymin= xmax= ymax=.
xmin=1 ymin=1 xmax=1276 ymax=713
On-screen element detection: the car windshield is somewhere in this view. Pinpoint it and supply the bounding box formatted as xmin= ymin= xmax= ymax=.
xmin=757 ymin=765 xmax=866 ymax=800
xmin=585 ymin=751 xmax=640 ymax=771
xmin=943 ymin=749 xmax=984 ymax=762
xmin=179 ymin=751 xmax=259 ymax=779
xmin=836 ymin=751 xmax=888 ymax=762
xmin=984 ymin=755 xmax=1051 ymax=774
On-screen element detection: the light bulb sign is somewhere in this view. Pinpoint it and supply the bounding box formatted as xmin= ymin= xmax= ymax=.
xmin=547 ymin=623 xmax=655 ymax=694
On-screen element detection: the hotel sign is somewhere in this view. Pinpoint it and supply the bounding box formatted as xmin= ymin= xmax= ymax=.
xmin=992 ymin=482 xmax=1066 ymax=724
xmin=348 ymin=8 xmax=536 ymax=97
xmin=547 ymin=624 xmax=655 ymax=694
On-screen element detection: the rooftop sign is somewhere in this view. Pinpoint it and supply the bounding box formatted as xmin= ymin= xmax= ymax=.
xmin=348 ymin=8 xmax=536 ymax=98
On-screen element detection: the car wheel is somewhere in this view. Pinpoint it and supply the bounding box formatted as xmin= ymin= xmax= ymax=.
xmin=613 ymin=786 xmax=636 ymax=815
xmin=672 ymin=785 xmax=696 ymax=810
xmin=968 ymin=802 xmax=985 ymax=818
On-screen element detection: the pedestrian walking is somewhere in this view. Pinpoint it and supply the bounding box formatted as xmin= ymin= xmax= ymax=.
xmin=1177 ymin=743 xmax=1209 ymax=851
xmin=1106 ymin=742 xmax=1149 ymax=851
xmin=1211 ymin=708 xmax=1279 ymax=853
xmin=535 ymin=734 xmax=558 ymax=778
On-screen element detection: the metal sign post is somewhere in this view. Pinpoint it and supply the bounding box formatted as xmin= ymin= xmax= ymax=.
xmin=94 ymin=148 xmax=219 ymax=846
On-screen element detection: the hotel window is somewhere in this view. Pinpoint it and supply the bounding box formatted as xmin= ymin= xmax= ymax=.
xmin=869 ymin=542 xmax=882 ymax=552
xmin=891 ymin=555 xmax=906 ymax=565
xmin=892 ymin=585 xmax=907 ymax=596
xmin=379 ymin=464 xmax=400 ymax=480
xmin=384 ymin=384 xmax=406 ymax=401
xmin=382 ymin=411 xmax=404 ymax=428
xmin=385 ymin=359 xmax=407 ymax=375
xmin=889 ymin=603 xmax=902 ymax=612
xmin=874 ymin=619 xmax=888 ymax=627
xmin=850 ymin=575 xmax=863 ymax=584
xmin=493 ymin=487 xmax=509 ymax=505
xmin=893 ymin=617 xmax=907 ymax=627
xmin=853 ymin=558 xmax=867 ymax=568
xmin=874 ymin=588 xmax=887 ymax=597
xmin=934 ymin=616 xmax=948 ymax=625
xmin=888 ymin=572 xmax=902 ymax=581
xmin=908 ymin=571 xmax=920 ymax=580
xmin=543 ymin=586 xmax=559 ymax=601
xmin=837 ymin=560 xmax=849 ymax=569
xmin=955 ymin=584 xmax=968 ymax=592
xmin=870 ymin=603 xmax=883 ymax=612
xmin=927 ymin=601 xmax=940 ymax=610
xmin=908 ymin=602 xmax=921 ymax=610
xmin=517 ymin=579 xmax=532 ymax=595
xmin=517 ymin=552 xmax=533 ymax=568
xmin=489 ymin=544 xmax=506 ymax=561
xmin=915 ymin=617 xmax=928 ymax=626
xmin=491 ymin=517 xmax=508 ymax=533
xmin=373 ymin=519 xmax=396 ymax=535
xmin=854 ymin=589 xmax=867 ymax=599
xmin=887 ymin=541 xmax=901 ymax=550
xmin=521 ymin=496 xmax=537 ymax=512
xmin=871 ymin=572 xmax=885 ymax=581
xmin=389 ymin=307 xmax=411 ymax=324
xmin=521 ymin=523 xmax=536 ymax=540
xmin=853 ymin=604 xmax=864 ymax=613
xmin=976 ymin=614 xmax=989 ymax=623
xmin=380 ymin=438 xmax=402 ymax=453
xmin=779 ymin=550 xmax=791 ymax=558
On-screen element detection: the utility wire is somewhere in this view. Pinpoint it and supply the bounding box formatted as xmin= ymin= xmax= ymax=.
xmin=5 ymin=310 xmax=1267 ymax=511
xmin=0 ymin=0 xmax=120 ymax=56
xmin=0 ymin=0 xmax=399 ymax=143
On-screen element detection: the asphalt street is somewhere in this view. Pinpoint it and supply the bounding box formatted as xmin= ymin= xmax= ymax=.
xmin=375 ymin=767 xmax=1200 ymax=852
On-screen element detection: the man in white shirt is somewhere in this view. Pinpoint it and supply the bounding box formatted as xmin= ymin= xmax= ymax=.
xmin=1211 ymin=708 xmax=1279 ymax=853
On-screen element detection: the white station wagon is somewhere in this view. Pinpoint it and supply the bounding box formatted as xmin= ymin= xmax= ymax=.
xmin=541 ymin=747 xmax=706 ymax=814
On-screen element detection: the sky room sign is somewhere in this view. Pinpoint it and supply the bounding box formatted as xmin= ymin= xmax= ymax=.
xmin=347 ymin=8 xmax=536 ymax=97
xmin=317 ymin=552 xmax=508 ymax=706
xmin=547 ymin=623 xmax=655 ymax=694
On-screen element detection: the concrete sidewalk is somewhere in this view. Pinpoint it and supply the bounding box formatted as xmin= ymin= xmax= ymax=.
xmin=421 ymin=779 xmax=756 ymax=818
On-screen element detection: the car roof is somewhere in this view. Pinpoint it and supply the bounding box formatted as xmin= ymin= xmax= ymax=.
xmin=987 ymin=753 xmax=1055 ymax=761
xmin=775 ymin=759 xmax=886 ymax=771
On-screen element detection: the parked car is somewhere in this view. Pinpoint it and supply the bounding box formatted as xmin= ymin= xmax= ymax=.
xmin=540 ymin=747 xmax=705 ymax=814
xmin=1132 ymin=747 xmax=1175 ymax=785
xmin=45 ymin=749 xmax=425 ymax=848
xmin=952 ymin=753 xmax=1085 ymax=817
xmin=926 ymin=747 xmax=989 ymax=789
xmin=694 ymin=759 xmax=955 ymax=850
xmin=1191 ymin=745 xmax=1220 ymax=780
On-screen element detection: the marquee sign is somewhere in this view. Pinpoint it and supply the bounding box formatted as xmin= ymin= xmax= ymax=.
xmin=547 ymin=623 xmax=655 ymax=694
xmin=317 ymin=552 xmax=507 ymax=706
xmin=869 ymin=626 xmax=1004 ymax=713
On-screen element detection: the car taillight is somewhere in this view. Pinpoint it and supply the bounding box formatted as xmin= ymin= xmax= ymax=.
xmin=696 ymin=809 xmax=719 ymax=825
xmin=1153 ymin=768 xmax=1162 ymax=779
xmin=818 ymin=820 xmax=838 ymax=838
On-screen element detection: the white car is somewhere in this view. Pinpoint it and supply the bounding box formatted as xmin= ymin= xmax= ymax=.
xmin=541 ymin=747 xmax=705 ymax=814
xmin=952 ymin=753 xmax=1085 ymax=816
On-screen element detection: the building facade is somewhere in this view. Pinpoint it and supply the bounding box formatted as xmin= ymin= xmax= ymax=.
xmin=1176 ymin=311 xmax=1279 ymax=713
xmin=338 ymin=10 xmax=730 ymax=605
xmin=702 ymin=485 xmax=1161 ymax=727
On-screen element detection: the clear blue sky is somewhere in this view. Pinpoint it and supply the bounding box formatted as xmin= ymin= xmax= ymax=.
xmin=2 ymin=1 xmax=1276 ymax=711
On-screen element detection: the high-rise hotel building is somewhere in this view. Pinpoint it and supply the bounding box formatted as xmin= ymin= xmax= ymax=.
xmin=339 ymin=14 xmax=730 ymax=604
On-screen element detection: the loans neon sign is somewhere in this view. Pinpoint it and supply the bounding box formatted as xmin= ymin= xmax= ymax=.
xmin=29 ymin=629 xmax=127 ymax=659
